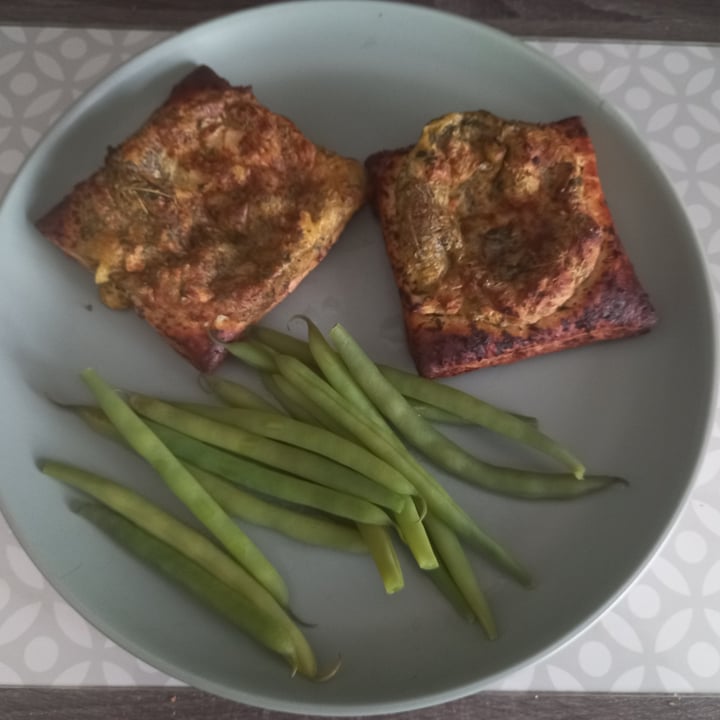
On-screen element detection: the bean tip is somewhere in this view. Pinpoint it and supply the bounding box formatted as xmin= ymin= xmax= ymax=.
xmin=35 ymin=458 xmax=51 ymax=474
xmin=588 ymin=474 xmax=628 ymax=489
xmin=477 ymin=614 xmax=499 ymax=641
xmin=515 ymin=568 xmax=535 ymax=589
xmin=286 ymin=314 xmax=312 ymax=332
xmin=44 ymin=394 xmax=76 ymax=412
xmin=288 ymin=608 xmax=317 ymax=629
xmin=314 ymin=654 xmax=342 ymax=682
xmin=196 ymin=374 xmax=214 ymax=395
xmin=67 ymin=498 xmax=94 ymax=516
xmin=79 ymin=367 xmax=97 ymax=383
xmin=384 ymin=581 xmax=405 ymax=595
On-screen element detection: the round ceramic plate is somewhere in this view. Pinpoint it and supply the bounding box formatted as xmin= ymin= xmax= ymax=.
xmin=0 ymin=1 xmax=716 ymax=715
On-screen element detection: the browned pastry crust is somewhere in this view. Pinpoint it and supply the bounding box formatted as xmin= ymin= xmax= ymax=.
xmin=366 ymin=111 xmax=657 ymax=378
xmin=37 ymin=65 xmax=367 ymax=371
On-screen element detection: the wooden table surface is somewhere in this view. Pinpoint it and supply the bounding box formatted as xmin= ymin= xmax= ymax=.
xmin=1 ymin=1 xmax=719 ymax=718
xmin=0 ymin=0 xmax=718 ymax=41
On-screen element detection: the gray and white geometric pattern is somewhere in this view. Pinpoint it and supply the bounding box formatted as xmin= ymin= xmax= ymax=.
xmin=1 ymin=28 xmax=719 ymax=692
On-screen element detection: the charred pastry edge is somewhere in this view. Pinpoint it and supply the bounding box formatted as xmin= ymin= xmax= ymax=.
xmin=365 ymin=115 xmax=658 ymax=379
xmin=403 ymin=240 xmax=657 ymax=378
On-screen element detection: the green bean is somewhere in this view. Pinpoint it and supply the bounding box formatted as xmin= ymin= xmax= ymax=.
xmin=129 ymin=396 xmax=405 ymax=514
xmin=74 ymin=403 xmax=391 ymax=530
xmin=68 ymin=404 xmax=122 ymax=442
xmin=426 ymin=565 xmax=476 ymax=624
xmin=262 ymin=372 xmax=348 ymax=436
xmin=80 ymin=369 xmax=289 ymax=607
xmin=410 ymin=401 xmax=537 ymax=427
xmin=223 ymin=339 xmax=278 ymax=372
xmin=409 ymin=401 xmax=477 ymax=426
xmin=42 ymin=460 xmax=280 ymax=605
xmin=41 ymin=460 xmax=318 ymax=671
xmin=174 ymin=405 xmax=415 ymax=497
xmin=221 ymin=335 xmax=348 ymax=436
xmin=379 ymin=365 xmax=582 ymax=477
xmin=187 ymin=464 xmax=368 ymax=554
xmin=298 ymin=317 xmax=396 ymax=440
xmin=202 ymin=375 xmax=281 ymax=414
xmin=195 ymin=377 xmax=440 ymax=573
xmin=250 ymin=325 xmax=317 ymax=366
xmin=329 ymin=325 xmax=620 ymax=500
xmin=147 ymin=423 xmax=392 ymax=526
xmin=424 ymin=513 xmax=497 ymax=640
xmin=240 ymin=339 xmax=339 ymax=433
xmin=394 ymin=498 xmax=437 ymax=570
xmin=273 ymin=353 xmax=531 ymax=585
xmin=261 ymin=373 xmax=318 ymax=425
xmin=75 ymin=502 xmax=312 ymax=677
xmin=357 ymin=524 xmax=404 ymax=594
xmin=253 ymin=325 xmax=538 ymax=427
xmin=219 ymin=335 xmax=529 ymax=581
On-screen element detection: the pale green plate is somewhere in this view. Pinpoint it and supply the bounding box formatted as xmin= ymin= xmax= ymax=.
xmin=0 ymin=1 xmax=715 ymax=715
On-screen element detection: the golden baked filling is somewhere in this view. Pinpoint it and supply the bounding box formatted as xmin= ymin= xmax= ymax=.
xmin=36 ymin=66 xmax=367 ymax=371
xmin=366 ymin=110 xmax=657 ymax=378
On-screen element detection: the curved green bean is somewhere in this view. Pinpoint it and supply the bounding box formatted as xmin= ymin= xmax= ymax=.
xmin=42 ymin=461 xmax=281 ymax=607
xmin=262 ymin=372 xmax=348 ymax=436
xmin=129 ymin=396 xmax=406 ymax=514
xmin=273 ymin=353 xmax=531 ymax=586
xmin=222 ymin=340 xmax=278 ymax=372
xmin=202 ymin=375 xmax=281 ymax=414
xmin=250 ymin=325 xmax=317 ymax=366
xmin=424 ymin=513 xmax=497 ymax=640
xmin=298 ymin=317 xmax=396 ymax=439
xmin=426 ymin=565 xmax=476 ymax=624
xmin=67 ymin=404 xmax=124 ymax=442
xmin=80 ymin=369 xmax=288 ymax=607
xmin=252 ymin=325 xmax=538 ymax=427
xmin=187 ymin=464 xmax=368 ymax=554
xmin=329 ymin=326 xmax=620 ymax=499
xmin=76 ymin=502 xmax=312 ymax=677
xmin=380 ymin=365 xmax=581 ymax=476
xmin=261 ymin=372 xmax=318 ymax=425
xmin=42 ymin=461 xmax=318 ymax=674
xmin=409 ymin=402 xmax=537 ymax=427
xmin=409 ymin=401 xmax=477 ymax=426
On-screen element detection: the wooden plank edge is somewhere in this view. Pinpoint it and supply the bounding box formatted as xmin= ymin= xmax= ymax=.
xmin=0 ymin=1 xmax=718 ymax=42
xmin=2 ymin=689 xmax=720 ymax=720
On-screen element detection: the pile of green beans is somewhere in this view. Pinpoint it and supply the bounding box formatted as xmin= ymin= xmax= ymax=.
xmin=80 ymin=369 xmax=289 ymax=607
xmin=219 ymin=321 xmax=625 ymax=635
xmin=252 ymin=324 xmax=590 ymax=479
xmin=75 ymin=503 xmax=317 ymax=677
xmin=43 ymin=462 xmax=318 ymax=677
xmin=50 ymin=372 xmax=402 ymax=679
xmin=44 ymin=317 xmax=624 ymax=676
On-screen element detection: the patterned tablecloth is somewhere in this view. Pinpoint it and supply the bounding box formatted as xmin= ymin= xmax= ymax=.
xmin=0 ymin=27 xmax=719 ymax=694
